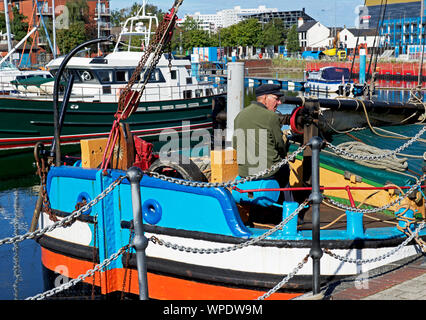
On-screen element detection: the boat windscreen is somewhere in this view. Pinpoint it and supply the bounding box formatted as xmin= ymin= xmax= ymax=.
xmin=322 ymin=68 xmax=350 ymax=81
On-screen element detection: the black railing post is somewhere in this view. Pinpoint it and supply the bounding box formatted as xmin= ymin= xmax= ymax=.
xmin=309 ymin=136 xmax=323 ymax=296
xmin=126 ymin=166 xmax=149 ymax=300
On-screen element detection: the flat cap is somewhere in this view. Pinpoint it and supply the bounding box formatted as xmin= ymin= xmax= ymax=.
xmin=255 ymin=84 xmax=284 ymax=97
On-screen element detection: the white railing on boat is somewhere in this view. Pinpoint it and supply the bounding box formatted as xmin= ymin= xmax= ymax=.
xmin=0 ymin=81 xmax=225 ymax=103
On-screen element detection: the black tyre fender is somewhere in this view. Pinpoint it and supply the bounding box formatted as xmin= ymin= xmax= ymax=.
xmin=148 ymin=156 xmax=208 ymax=182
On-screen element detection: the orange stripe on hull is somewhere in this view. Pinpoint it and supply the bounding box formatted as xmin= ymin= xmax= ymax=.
xmin=41 ymin=247 xmax=302 ymax=300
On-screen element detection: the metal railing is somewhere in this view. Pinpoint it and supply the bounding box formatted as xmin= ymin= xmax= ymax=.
xmin=0 ymin=80 xmax=225 ymax=103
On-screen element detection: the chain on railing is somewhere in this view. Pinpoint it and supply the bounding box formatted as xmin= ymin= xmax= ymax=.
xmin=256 ymin=254 xmax=310 ymax=300
xmin=147 ymin=199 xmax=308 ymax=300
xmin=325 ymin=174 xmax=426 ymax=214
xmin=324 ymin=221 xmax=426 ymax=265
xmin=12 ymin=122 xmax=426 ymax=299
xmin=144 ymin=144 xmax=307 ymax=189
xmin=149 ymin=200 xmax=309 ymax=254
xmin=326 ymin=125 xmax=426 ymax=162
xmin=0 ymin=176 xmax=126 ymax=247
xmin=26 ymin=244 xmax=129 ymax=300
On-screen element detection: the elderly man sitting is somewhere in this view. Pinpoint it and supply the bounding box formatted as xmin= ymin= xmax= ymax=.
xmin=233 ymin=83 xmax=294 ymax=204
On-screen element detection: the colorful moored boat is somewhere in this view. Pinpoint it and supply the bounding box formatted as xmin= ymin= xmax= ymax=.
xmin=26 ymin=0 xmax=426 ymax=301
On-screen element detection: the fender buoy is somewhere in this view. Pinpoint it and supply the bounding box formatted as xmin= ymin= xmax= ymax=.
xmin=290 ymin=106 xmax=304 ymax=135
xmin=76 ymin=192 xmax=92 ymax=215
xmin=142 ymin=199 xmax=162 ymax=225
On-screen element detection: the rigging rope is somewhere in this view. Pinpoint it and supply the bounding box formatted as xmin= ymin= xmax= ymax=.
xmin=335 ymin=141 xmax=408 ymax=171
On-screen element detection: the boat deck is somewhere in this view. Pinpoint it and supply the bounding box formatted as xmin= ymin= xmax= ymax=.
xmin=248 ymin=202 xmax=399 ymax=231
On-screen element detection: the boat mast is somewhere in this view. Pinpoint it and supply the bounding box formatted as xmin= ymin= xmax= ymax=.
xmin=52 ymin=0 xmax=57 ymax=58
xmin=3 ymin=0 xmax=13 ymax=63
xmin=97 ymin=0 xmax=101 ymax=55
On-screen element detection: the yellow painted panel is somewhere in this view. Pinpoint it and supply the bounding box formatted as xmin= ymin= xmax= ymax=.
xmin=210 ymin=149 xmax=238 ymax=183
xmin=289 ymin=159 xmax=424 ymax=216
xmin=81 ymin=138 xmax=108 ymax=169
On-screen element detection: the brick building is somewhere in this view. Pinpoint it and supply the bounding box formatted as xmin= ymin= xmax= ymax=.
xmin=1 ymin=0 xmax=111 ymax=60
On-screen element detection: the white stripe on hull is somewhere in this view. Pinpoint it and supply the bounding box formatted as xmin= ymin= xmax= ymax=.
xmin=40 ymin=211 xmax=421 ymax=278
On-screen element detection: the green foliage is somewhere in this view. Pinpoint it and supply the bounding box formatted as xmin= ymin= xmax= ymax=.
xmin=286 ymin=25 xmax=300 ymax=52
xmin=10 ymin=6 xmax=29 ymax=42
xmin=0 ymin=11 xmax=5 ymax=34
xmin=235 ymin=19 xmax=262 ymax=47
xmin=67 ymin=0 xmax=89 ymax=24
xmin=57 ymin=21 xmax=86 ymax=54
xmin=54 ymin=1 xmax=98 ymax=54
xmin=110 ymin=4 xmax=294 ymax=54
xmin=110 ymin=2 xmax=163 ymax=27
xmin=261 ymin=19 xmax=285 ymax=47
xmin=176 ymin=18 xmax=212 ymax=52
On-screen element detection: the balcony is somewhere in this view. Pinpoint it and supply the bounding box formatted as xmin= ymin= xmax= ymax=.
xmin=36 ymin=6 xmax=53 ymax=15
xmin=99 ymin=21 xmax=112 ymax=30
xmin=95 ymin=7 xmax=111 ymax=16
xmin=38 ymin=36 xmax=48 ymax=46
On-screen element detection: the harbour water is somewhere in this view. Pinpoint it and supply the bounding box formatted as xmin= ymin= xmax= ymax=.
xmin=0 ymin=185 xmax=43 ymax=300
xmin=0 ymin=83 xmax=421 ymax=300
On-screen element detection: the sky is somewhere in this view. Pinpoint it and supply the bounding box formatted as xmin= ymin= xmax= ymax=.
xmin=109 ymin=0 xmax=365 ymax=28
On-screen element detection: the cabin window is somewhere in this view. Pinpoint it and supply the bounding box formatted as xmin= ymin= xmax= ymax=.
xmin=96 ymin=70 xmax=113 ymax=83
xmin=170 ymin=70 xmax=177 ymax=80
xmin=205 ymin=88 xmax=213 ymax=96
xmin=61 ymin=70 xmax=82 ymax=83
xmin=183 ymin=90 xmax=192 ymax=99
xmin=195 ymin=89 xmax=202 ymax=98
xmin=147 ymin=69 xmax=165 ymax=83
xmin=102 ymin=86 xmax=111 ymax=94
xmin=131 ymin=68 xmax=165 ymax=83
xmin=186 ymin=77 xmax=192 ymax=85
xmin=115 ymin=70 xmax=129 ymax=82
xmin=78 ymin=70 xmax=98 ymax=84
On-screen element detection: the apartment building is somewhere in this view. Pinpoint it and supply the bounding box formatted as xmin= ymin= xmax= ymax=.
xmin=178 ymin=5 xmax=277 ymax=32
xmin=1 ymin=0 xmax=111 ymax=49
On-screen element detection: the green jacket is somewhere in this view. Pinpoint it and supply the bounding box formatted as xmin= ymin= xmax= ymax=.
xmin=232 ymin=101 xmax=287 ymax=178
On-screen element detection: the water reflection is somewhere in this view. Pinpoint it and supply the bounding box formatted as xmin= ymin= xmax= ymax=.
xmin=12 ymin=190 xmax=24 ymax=300
xmin=0 ymin=186 xmax=42 ymax=300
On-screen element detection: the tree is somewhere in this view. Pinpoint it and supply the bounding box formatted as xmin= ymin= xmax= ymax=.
xmin=67 ymin=0 xmax=89 ymax=24
xmin=55 ymin=1 xmax=95 ymax=54
xmin=233 ymin=19 xmax=262 ymax=47
xmin=261 ymin=19 xmax=285 ymax=47
xmin=0 ymin=11 xmax=6 ymax=34
xmin=286 ymin=25 xmax=300 ymax=52
xmin=57 ymin=21 xmax=86 ymax=54
xmin=10 ymin=6 xmax=29 ymax=42
xmin=172 ymin=17 xmax=213 ymax=52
